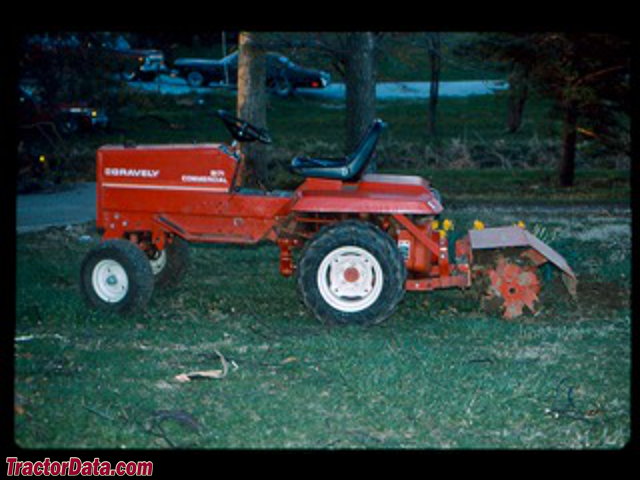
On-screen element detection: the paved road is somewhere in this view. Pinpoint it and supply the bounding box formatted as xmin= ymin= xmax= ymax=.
xmin=129 ymin=75 xmax=508 ymax=99
xmin=16 ymin=182 xmax=96 ymax=233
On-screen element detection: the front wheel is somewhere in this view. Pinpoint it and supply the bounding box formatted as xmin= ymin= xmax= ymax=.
xmin=297 ymin=220 xmax=406 ymax=325
xmin=80 ymin=239 xmax=154 ymax=313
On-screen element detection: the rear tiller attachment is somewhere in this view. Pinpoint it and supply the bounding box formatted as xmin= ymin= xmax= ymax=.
xmin=464 ymin=226 xmax=577 ymax=319
xmin=393 ymin=217 xmax=577 ymax=319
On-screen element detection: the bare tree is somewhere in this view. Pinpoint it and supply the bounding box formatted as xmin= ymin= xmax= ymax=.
xmin=559 ymin=97 xmax=579 ymax=187
xmin=344 ymin=32 xmax=377 ymax=152
xmin=426 ymin=33 xmax=441 ymax=136
xmin=505 ymin=63 xmax=530 ymax=133
xmin=456 ymin=32 xmax=630 ymax=187
xmin=236 ymin=32 xmax=268 ymax=187
xmin=262 ymin=32 xmax=379 ymax=152
xmin=382 ymin=32 xmax=442 ymax=136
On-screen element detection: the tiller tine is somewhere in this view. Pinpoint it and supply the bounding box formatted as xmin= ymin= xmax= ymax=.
xmin=466 ymin=226 xmax=578 ymax=319
xmin=487 ymin=255 xmax=541 ymax=319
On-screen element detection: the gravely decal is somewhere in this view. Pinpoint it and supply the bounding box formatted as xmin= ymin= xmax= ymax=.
xmin=104 ymin=168 xmax=160 ymax=178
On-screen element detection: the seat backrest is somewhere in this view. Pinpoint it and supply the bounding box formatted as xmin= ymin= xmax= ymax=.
xmin=344 ymin=119 xmax=386 ymax=180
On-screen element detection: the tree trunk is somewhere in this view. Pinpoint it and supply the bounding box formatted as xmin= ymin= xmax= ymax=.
xmin=427 ymin=33 xmax=441 ymax=136
xmin=559 ymin=98 xmax=578 ymax=187
xmin=345 ymin=32 xmax=377 ymax=153
xmin=506 ymin=64 xmax=529 ymax=133
xmin=237 ymin=32 xmax=268 ymax=188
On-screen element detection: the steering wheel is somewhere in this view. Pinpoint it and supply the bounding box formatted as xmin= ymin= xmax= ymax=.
xmin=216 ymin=109 xmax=272 ymax=144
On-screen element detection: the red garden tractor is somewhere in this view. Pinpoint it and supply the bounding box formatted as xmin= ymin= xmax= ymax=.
xmin=80 ymin=110 xmax=577 ymax=324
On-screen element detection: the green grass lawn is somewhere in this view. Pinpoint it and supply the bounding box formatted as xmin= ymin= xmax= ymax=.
xmin=390 ymin=168 xmax=630 ymax=205
xmin=14 ymin=202 xmax=631 ymax=449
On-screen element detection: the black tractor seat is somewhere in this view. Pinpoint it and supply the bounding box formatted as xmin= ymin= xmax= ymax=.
xmin=290 ymin=119 xmax=386 ymax=181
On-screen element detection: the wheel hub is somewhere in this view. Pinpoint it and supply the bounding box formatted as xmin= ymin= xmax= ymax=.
xmin=343 ymin=267 xmax=361 ymax=283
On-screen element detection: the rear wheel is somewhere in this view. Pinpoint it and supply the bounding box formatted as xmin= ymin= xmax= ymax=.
xmin=297 ymin=220 xmax=406 ymax=325
xmin=148 ymin=237 xmax=190 ymax=288
xmin=268 ymin=76 xmax=293 ymax=97
xmin=80 ymin=239 xmax=154 ymax=313
xmin=187 ymin=70 xmax=206 ymax=87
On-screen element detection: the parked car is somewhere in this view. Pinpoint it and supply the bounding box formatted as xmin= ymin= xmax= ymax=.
xmin=83 ymin=33 xmax=169 ymax=82
xmin=22 ymin=33 xmax=168 ymax=83
xmin=172 ymin=51 xmax=331 ymax=96
xmin=110 ymin=47 xmax=169 ymax=82
xmin=18 ymin=86 xmax=109 ymax=135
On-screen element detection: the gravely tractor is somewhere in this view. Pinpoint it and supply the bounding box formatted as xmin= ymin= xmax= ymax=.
xmin=80 ymin=110 xmax=577 ymax=324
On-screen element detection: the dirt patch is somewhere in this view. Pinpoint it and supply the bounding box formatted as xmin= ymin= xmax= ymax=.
xmin=539 ymin=273 xmax=630 ymax=313
xmin=575 ymin=277 xmax=630 ymax=311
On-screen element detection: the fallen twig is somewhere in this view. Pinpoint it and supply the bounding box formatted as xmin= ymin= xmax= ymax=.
xmin=82 ymin=404 xmax=115 ymax=422
xmin=174 ymin=349 xmax=229 ymax=382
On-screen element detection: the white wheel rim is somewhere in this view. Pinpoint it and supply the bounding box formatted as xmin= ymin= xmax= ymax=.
xmin=92 ymin=259 xmax=129 ymax=303
xmin=317 ymin=245 xmax=384 ymax=313
xmin=149 ymin=249 xmax=167 ymax=275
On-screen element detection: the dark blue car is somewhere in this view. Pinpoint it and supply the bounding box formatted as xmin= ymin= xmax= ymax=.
xmin=172 ymin=51 xmax=331 ymax=97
